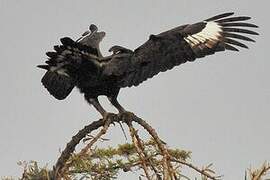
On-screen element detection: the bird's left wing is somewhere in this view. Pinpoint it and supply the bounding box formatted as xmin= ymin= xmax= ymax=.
xmin=104 ymin=12 xmax=258 ymax=88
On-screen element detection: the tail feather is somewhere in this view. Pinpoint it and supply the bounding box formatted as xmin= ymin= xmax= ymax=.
xmin=41 ymin=71 xmax=75 ymax=100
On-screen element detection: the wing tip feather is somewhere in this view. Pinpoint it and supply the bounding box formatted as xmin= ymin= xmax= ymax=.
xmin=184 ymin=12 xmax=258 ymax=58
xmin=205 ymin=12 xmax=235 ymax=21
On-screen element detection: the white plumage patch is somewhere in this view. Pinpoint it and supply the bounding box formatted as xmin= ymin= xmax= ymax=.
xmin=184 ymin=21 xmax=222 ymax=48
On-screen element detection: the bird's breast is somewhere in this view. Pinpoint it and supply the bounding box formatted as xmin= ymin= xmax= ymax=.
xmin=76 ymin=77 xmax=118 ymax=98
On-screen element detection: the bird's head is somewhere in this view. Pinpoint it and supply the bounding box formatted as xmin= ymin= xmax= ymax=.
xmin=78 ymin=24 xmax=106 ymax=50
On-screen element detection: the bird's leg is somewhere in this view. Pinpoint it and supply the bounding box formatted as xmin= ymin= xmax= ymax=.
xmin=108 ymin=95 xmax=129 ymax=140
xmin=87 ymin=97 xmax=108 ymax=118
xmin=108 ymin=95 xmax=126 ymax=114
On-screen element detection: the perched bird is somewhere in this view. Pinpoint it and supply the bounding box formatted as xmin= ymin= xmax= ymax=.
xmin=38 ymin=12 xmax=258 ymax=118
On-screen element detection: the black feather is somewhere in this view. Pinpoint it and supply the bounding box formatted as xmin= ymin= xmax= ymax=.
xmin=45 ymin=60 xmax=57 ymax=66
xmin=222 ymin=28 xmax=259 ymax=35
xmin=205 ymin=12 xmax=234 ymax=21
xmin=149 ymin=34 xmax=161 ymax=41
xmin=224 ymin=38 xmax=249 ymax=49
xmin=223 ymin=32 xmax=255 ymax=42
xmin=46 ymin=51 xmax=57 ymax=58
xmin=60 ymin=37 xmax=75 ymax=46
xmin=54 ymin=45 xmax=64 ymax=52
xmin=183 ymin=22 xmax=206 ymax=35
xmin=216 ymin=16 xmax=251 ymax=23
xmin=224 ymin=44 xmax=239 ymax=51
xmin=221 ymin=22 xmax=258 ymax=28
xmin=214 ymin=43 xmax=226 ymax=52
xmin=41 ymin=71 xmax=75 ymax=100
xmin=37 ymin=65 xmax=50 ymax=70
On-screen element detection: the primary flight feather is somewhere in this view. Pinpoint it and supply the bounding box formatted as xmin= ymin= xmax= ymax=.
xmin=38 ymin=12 xmax=258 ymax=117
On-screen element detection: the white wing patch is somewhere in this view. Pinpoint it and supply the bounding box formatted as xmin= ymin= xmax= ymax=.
xmin=180 ymin=12 xmax=258 ymax=57
xmin=184 ymin=21 xmax=222 ymax=48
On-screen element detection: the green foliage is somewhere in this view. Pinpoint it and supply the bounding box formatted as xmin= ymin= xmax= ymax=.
xmin=2 ymin=161 xmax=51 ymax=180
xmin=5 ymin=140 xmax=189 ymax=180
xmin=3 ymin=147 xmax=269 ymax=180
xmin=66 ymin=140 xmax=190 ymax=179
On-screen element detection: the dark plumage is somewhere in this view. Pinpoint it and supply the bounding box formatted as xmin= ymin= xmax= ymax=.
xmin=38 ymin=12 xmax=259 ymax=117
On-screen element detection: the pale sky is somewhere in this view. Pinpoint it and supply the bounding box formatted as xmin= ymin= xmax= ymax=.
xmin=0 ymin=0 xmax=269 ymax=179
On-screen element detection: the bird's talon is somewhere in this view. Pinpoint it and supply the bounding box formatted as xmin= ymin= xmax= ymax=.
xmin=103 ymin=112 xmax=117 ymax=124
xmin=118 ymin=111 xmax=134 ymax=121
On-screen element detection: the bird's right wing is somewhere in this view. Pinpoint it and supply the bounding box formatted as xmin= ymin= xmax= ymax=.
xmin=182 ymin=12 xmax=259 ymax=57
xmin=103 ymin=12 xmax=258 ymax=88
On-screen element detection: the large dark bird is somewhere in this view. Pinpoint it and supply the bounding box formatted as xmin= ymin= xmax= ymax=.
xmin=38 ymin=12 xmax=258 ymax=117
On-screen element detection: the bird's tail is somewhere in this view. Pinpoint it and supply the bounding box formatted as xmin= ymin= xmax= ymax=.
xmin=41 ymin=71 xmax=75 ymax=100
xmin=38 ymin=36 xmax=102 ymax=100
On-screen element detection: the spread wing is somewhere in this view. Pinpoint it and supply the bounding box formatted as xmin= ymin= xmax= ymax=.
xmin=104 ymin=12 xmax=258 ymax=88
